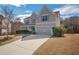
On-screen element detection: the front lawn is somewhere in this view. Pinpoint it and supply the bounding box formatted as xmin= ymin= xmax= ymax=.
xmin=33 ymin=34 xmax=79 ymax=55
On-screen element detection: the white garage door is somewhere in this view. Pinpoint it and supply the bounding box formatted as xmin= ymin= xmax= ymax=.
xmin=36 ymin=26 xmax=52 ymax=35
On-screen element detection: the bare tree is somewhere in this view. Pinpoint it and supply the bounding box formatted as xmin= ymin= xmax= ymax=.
xmin=0 ymin=5 xmax=15 ymax=39
xmin=0 ymin=15 xmax=4 ymax=35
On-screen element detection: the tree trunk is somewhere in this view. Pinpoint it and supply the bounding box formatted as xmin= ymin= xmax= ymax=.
xmin=6 ymin=24 xmax=9 ymax=39
xmin=6 ymin=19 xmax=9 ymax=39
xmin=0 ymin=29 xmax=2 ymax=36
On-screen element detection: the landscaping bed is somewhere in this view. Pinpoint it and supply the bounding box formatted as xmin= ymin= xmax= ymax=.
xmin=0 ymin=35 xmax=21 ymax=46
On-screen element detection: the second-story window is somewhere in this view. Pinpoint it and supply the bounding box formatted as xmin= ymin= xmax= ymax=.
xmin=42 ymin=14 xmax=48 ymax=22
xmin=25 ymin=20 xmax=29 ymax=24
xmin=32 ymin=19 xmax=35 ymax=24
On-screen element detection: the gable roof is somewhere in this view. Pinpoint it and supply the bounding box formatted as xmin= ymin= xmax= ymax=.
xmin=41 ymin=5 xmax=52 ymax=13
xmin=24 ymin=5 xmax=60 ymax=20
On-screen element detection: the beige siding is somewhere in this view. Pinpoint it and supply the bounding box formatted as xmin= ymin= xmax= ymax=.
xmin=24 ymin=6 xmax=60 ymax=35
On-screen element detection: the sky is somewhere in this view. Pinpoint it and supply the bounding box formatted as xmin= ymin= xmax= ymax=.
xmin=0 ymin=4 xmax=79 ymax=19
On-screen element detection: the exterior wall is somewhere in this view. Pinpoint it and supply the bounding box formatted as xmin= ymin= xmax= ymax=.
xmin=26 ymin=25 xmax=35 ymax=32
xmin=24 ymin=12 xmax=37 ymax=25
xmin=35 ymin=22 xmax=55 ymax=35
xmin=1 ymin=19 xmax=12 ymax=35
xmin=35 ymin=7 xmax=60 ymax=35
xmin=2 ymin=29 xmax=7 ymax=34
xmin=19 ymin=26 xmax=27 ymax=30
xmin=11 ymin=22 xmax=22 ymax=34
xmin=55 ymin=12 xmax=60 ymax=27
xmin=24 ymin=13 xmax=36 ymax=33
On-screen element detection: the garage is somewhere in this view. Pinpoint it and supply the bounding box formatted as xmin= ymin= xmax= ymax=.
xmin=35 ymin=26 xmax=53 ymax=35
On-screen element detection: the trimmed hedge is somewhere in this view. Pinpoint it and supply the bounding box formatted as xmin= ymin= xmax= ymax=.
xmin=16 ymin=30 xmax=32 ymax=34
xmin=52 ymin=27 xmax=64 ymax=37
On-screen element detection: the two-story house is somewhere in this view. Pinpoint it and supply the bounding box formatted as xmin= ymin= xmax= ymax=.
xmin=24 ymin=6 xmax=60 ymax=35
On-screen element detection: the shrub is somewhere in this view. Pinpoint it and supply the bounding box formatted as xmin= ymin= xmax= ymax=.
xmin=52 ymin=27 xmax=64 ymax=37
xmin=2 ymin=32 xmax=6 ymax=35
xmin=0 ymin=37 xmax=13 ymax=41
xmin=16 ymin=30 xmax=32 ymax=34
xmin=4 ymin=37 xmax=12 ymax=40
xmin=60 ymin=24 xmax=68 ymax=33
xmin=2 ymin=32 xmax=12 ymax=35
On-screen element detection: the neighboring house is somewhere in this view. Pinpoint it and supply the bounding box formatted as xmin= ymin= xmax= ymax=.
xmin=2 ymin=18 xmax=12 ymax=35
xmin=11 ymin=21 xmax=25 ymax=34
xmin=64 ymin=16 xmax=79 ymax=33
xmin=0 ymin=15 xmax=12 ymax=35
xmin=24 ymin=12 xmax=36 ymax=33
xmin=24 ymin=6 xmax=60 ymax=35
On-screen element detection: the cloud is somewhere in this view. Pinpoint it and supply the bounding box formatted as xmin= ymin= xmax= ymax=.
xmin=60 ymin=15 xmax=72 ymax=19
xmin=16 ymin=14 xmax=31 ymax=18
xmin=0 ymin=0 xmax=27 ymax=7
xmin=54 ymin=4 xmax=79 ymax=15
xmin=25 ymin=10 xmax=32 ymax=14
xmin=16 ymin=14 xmax=31 ymax=22
xmin=0 ymin=0 xmax=49 ymax=6
xmin=54 ymin=4 xmax=79 ymax=19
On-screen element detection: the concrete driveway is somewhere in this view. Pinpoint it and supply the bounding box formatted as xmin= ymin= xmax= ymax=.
xmin=0 ymin=34 xmax=50 ymax=55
